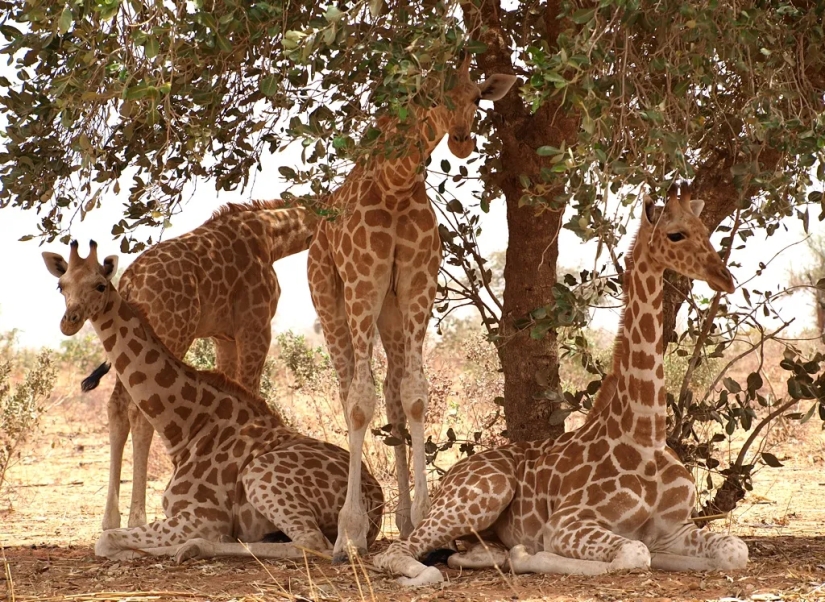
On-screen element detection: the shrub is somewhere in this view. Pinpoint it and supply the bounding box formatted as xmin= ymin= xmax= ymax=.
xmin=0 ymin=350 xmax=56 ymax=491
xmin=275 ymin=331 xmax=332 ymax=387
xmin=184 ymin=338 xmax=217 ymax=371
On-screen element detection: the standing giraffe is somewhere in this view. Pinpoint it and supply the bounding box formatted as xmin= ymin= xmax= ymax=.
xmin=307 ymin=55 xmax=517 ymax=560
xmin=374 ymin=185 xmax=749 ymax=585
xmin=82 ymin=201 xmax=316 ymax=531
xmin=42 ymin=241 xmax=384 ymax=561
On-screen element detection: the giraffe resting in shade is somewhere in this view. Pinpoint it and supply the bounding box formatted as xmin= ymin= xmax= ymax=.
xmin=308 ymin=54 xmax=516 ymax=561
xmin=374 ymin=185 xmax=749 ymax=585
xmin=80 ymin=201 xmax=317 ymax=532
xmin=43 ymin=241 xmax=384 ymax=561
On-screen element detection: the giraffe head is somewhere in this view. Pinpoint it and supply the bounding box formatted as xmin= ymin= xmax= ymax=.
xmin=434 ymin=54 xmax=517 ymax=158
xmin=42 ymin=240 xmax=118 ymax=335
xmin=639 ymin=184 xmax=735 ymax=294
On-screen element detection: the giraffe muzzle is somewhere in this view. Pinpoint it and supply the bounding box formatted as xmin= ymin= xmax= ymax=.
xmin=707 ymin=265 xmax=735 ymax=294
xmin=448 ymin=132 xmax=475 ymax=159
xmin=61 ymin=310 xmax=84 ymax=335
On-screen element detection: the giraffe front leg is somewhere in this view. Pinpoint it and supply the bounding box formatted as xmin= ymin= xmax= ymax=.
xmin=102 ymin=380 xmax=130 ymax=531
xmin=649 ymin=522 xmax=748 ymax=571
xmin=95 ymin=511 xmax=225 ymax=560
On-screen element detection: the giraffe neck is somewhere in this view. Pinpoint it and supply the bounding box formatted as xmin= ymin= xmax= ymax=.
xmin=256 ymin=207 xmax=317 ymax=263
xmin=90 ymin=289 xmax=267 ymax=455
xmin=608 ymin=252 xmax=667 ymax=450
xmin=371 ymin=107 xmax=449 ymax=193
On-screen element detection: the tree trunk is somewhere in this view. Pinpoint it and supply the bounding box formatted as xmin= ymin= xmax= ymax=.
xmin=466 ymin=0 xmax=578 ymax=442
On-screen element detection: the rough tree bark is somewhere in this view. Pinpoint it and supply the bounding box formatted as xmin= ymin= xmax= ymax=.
xmin=466 ymin=0 xmax=579 ymax=442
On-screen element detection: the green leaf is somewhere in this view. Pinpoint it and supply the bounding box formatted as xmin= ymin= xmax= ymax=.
xmin=382 ymin=436 xmax=403 ymax=446
xmin=216 ymin=32 xmax=232 ymax=53
xmin=323 ymin=6 xmax=344 ymax=22
xmin=144 ymin=36 xmax=159 ymax=59
xmin=723 ymin=377 xmax=741 ymax=393
xmin=260 ymin=75 xmax=278 ymax=97
xmin=746 ymin=372 xmax=763 ymax=393
xmin=368 ymin=0 xmax=383 ymax=18
xmin=548 ymin=409 xmax=571 ymax=426
xmin=446 ymin=199 xmax=463 ymax=213
xmin=536 ymin=146 xmax=559 ymax=157
xmin=761 ymin=452 xmax=783 ymax=468
xmin=466 ymin=39 xmax=487 ymax=54
xmin=58 ymin=7 xmax=73 ymax=34
xmin=571 ymin=8 xmax=596 ymax=24
xmin=440 ymin=159 xmax=451 ymax=172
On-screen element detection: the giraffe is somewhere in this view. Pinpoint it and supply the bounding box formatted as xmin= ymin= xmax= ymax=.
xmin=75 ymin=201 xmax=317 ymax=532
xmin=42 ymin=240 xmax=384 ymax=561
xmin=374 ymin=185 xmax=749 ymax=585
xmin=307 ymin=54 xmax=517 ymax=561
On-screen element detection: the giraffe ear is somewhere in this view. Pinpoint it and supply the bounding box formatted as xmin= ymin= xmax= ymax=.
xmin=101 ymin=255 xmax=118 ymax=280
xmin=478 ymin=74 xmax=518 ymax=102
xmin=688 ymin=198 xmax=705 ymax=217
xmin=42 ymin=252 xmax=68 ymax=278
xmin=642 ymin=195 xmax=661 ymax=225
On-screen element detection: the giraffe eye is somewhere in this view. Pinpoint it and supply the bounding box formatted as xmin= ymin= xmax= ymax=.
xmin=56 ymin=283 xmax=63 ymax=292
xmin=96 ymin=284 xmax=107 ymax=293
xmin=667 ymin=232 xmax=686 ymax=242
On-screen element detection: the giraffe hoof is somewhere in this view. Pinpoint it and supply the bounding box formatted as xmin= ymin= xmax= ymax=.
xmin=331 ymin=547 xmax=367 ymax=565
xmin=175 ymin=538 xmax=214 ymax=564
xmin=397 ymin=566 xmax=444 ymax=587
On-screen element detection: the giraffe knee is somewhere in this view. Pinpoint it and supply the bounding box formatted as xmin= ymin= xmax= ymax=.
xmin=713 ymin=536 xmax=749 ymax=569
xmin=609 ymin=540 xmax=651 ymax=571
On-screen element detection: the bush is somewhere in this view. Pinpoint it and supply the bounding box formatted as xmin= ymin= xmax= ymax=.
xmin=184 ymin=338 xmax=217 ymax=371
xmin=275 ymin=331 xmax=332 ymax=387
xmin=0 ymin=350 xmax=56 ymax=491
xmin=56 ymin=326 xmax=103 ymax=373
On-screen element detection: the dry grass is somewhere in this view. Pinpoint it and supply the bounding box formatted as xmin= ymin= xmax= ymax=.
xmin=1 ymin=331 xmax=824 ymax=601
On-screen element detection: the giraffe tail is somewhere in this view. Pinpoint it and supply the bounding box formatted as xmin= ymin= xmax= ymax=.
xmin=81 ymin=361 xmax=111 ymax=392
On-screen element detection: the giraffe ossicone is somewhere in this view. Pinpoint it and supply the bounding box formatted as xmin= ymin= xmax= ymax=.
xmin=307 ymin=53 xmax=517 ymax=561
xmin=42 ymin=240 xmax=384 ymax=562
xmin=374 ymin=184 xmax=748 ymax=585
xmin=77 ymin=201 xmax=316 ymax=532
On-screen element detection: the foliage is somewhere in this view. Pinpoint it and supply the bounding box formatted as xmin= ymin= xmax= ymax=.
xmin=274 ymin=331 xmax=332 ymax=388
xmin=183 ymin=338 xmax=216 ymax=372
xmin=0 ymin=349 xmax=56 ymax=491
xmin=56 ymin=326 xmax=103 ymax=372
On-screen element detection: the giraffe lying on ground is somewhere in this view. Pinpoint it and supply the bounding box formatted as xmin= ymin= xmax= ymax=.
xmin=308 ymin=53 xmax=517 ymax=561
xmin=43 ymin=240 xmax=383 ymax=561
xmin=79 ymin=201 xmax=316 ymax=532
xmin=374 ymin=185 xmax=748 ymax=585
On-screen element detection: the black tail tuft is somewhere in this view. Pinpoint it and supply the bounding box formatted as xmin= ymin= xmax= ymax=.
xmin=81 ymin=362 xmax=111 ymax=392
xmin=421 ymin=548 xmax=456 ymax=566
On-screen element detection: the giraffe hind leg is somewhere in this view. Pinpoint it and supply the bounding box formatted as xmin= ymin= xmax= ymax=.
xmin=374 ymin=451 xmax=517 ymax=586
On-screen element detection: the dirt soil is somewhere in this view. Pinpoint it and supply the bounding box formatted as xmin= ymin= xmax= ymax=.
xmin=2 ymin=377 xmax=825 ymax=601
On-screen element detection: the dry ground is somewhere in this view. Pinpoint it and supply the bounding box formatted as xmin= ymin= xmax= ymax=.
xmin=2 ymin=368 xmax=825 ymax=601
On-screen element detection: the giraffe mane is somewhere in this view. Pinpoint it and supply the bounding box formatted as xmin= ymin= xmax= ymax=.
xmin=124 ymin=298 xmax=286 ymax=426
xmin=206 ymin=199 xmax=293 ymax=224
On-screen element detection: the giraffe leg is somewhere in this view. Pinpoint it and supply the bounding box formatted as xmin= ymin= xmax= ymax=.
xmin=377 ymin=291 xmax=414 ymax=538
xmin=232 ymin=324 xmax=273 ymax=390
xmin=95 ymin=511 xmax=227 ymax=561
xmin=214 ymin=337 xmax=240 ymax=381
xmin=308 ymin=234 xmax=361 ymax=561
xmin=126 ymin=401 xmax=153 ymax=528
xmin=392 ymin=261 xmax=439 ymax=527
xmin=374 ymin=451 xmax=517 ymax=586
xmin=648 ymin=522 xmax=748 ymax=571
xmin=102 ymin=379 xmax=130 ymax=531
xmin=510 ymin=513 xmax=651 ymax=576
xmin=177 ymin=450 xmax=340 ymax=562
